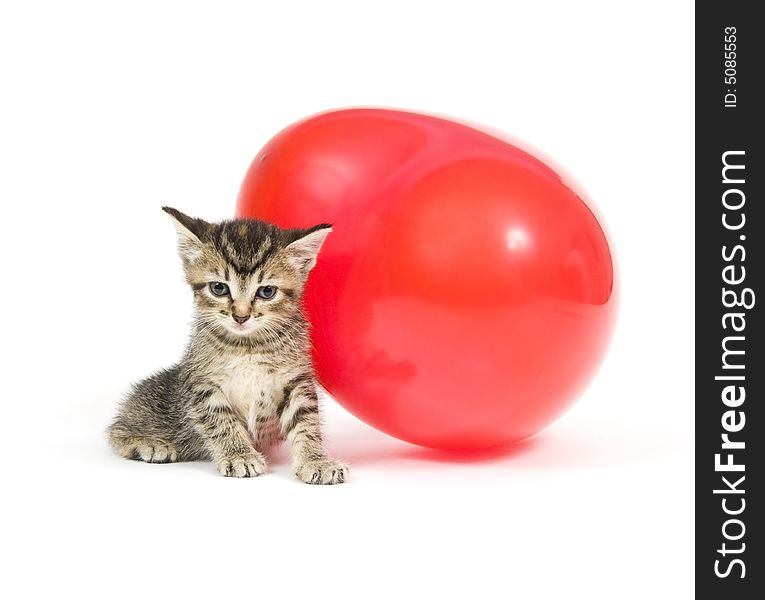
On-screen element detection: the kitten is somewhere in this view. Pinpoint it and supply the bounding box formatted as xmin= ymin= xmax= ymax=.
xmin=107 ymin=207 xmax=348 ymax=484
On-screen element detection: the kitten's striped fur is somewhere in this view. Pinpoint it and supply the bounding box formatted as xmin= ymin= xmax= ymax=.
xmin=107 ymin=207 xmax=348 ymax=484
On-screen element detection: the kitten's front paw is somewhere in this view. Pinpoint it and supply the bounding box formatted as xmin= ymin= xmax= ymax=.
xmin=217 ymin=453 xmax=267 ymax=478
xmin=294 ymin=458 xmax=349 ymax=485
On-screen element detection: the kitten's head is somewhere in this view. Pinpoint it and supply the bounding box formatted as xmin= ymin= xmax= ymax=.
xmin=162 ymin=207 xmax=331 ymax=340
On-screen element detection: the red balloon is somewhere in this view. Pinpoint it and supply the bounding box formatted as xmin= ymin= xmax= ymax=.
xmin=237 ymin=108 xmax=617 ymax=450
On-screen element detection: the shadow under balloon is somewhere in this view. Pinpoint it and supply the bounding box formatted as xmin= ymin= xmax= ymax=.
xmin=324 ymin=423 xmax=684 ymax=471
xmin=324 ymin=432 xmax=542 ymax=469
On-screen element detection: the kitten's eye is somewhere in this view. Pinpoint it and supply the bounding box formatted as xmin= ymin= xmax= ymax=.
xmin=209 ymin=282 xmax=230 ymax=297
xmin=256 ymin=285 xmax=277 ymax=300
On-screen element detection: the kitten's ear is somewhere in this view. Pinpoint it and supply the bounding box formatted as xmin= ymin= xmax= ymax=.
xmin=162 ymin=206 xmax=210 ymax=262
xmin=284 ymin=224 xmax=332 ymax=274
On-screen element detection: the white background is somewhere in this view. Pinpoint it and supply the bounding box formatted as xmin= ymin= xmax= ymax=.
xmin=0 ymin=2 xmax=694 ymax=598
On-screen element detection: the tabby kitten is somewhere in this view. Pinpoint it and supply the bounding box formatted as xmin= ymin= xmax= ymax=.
xmin=107 ymin=207 xmax=348 ymax=484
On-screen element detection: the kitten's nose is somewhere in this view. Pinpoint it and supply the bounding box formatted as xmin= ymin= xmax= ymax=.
xmin=233 ymin=314 xmax=250 ymax=324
